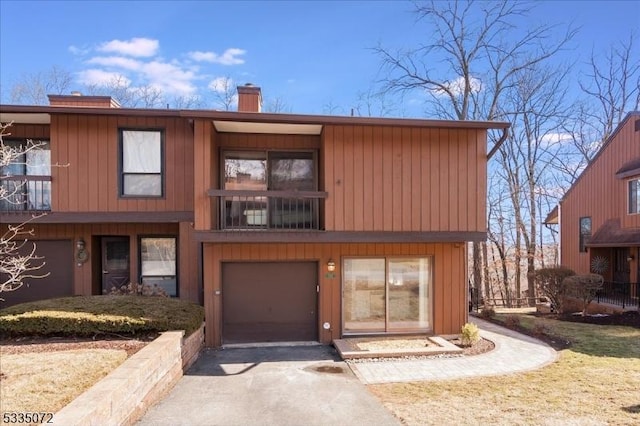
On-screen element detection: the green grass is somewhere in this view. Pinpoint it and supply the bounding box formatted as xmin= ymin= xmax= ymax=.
xmin=369 ymin=313 xmax=640 ymax=425
xmin=0 ymin=295 xmax=204 ymax=337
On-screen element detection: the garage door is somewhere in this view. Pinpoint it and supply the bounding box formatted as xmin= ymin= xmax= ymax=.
xmin=222 ymin=262 xmax=318 ymax=344
xmin=1 ymin=240 xmax=74 ymax=307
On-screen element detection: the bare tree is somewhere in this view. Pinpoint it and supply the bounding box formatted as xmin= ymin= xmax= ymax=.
xmin=0 ymin=123 xmax=48 ymax=299
xmin=374 ymin=0 xmax=575 ymax=297
xmin=9 ymin=65 xmax=74 ymax=105
xmin=263 ymin=97 xmax=292 ymax=113
xmin=209 ymin=76 xmax=237 ymax=111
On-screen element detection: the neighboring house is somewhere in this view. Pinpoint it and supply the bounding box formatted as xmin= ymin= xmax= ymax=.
xmin=545 ymin=112 xmax=640 ymax=309
xmin=0 ymin=85 xmax=509 ymax=346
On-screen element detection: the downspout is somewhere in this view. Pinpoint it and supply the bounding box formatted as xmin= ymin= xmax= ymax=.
xmin=487 ymin=127 xmax=509 ymax=160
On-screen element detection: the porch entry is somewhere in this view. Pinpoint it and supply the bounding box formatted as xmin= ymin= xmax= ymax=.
xmin=342 ymin=257 xmax=432 ymax=334
xmin=101 ymin=237 xmax=130 ymax=294
xmin=221 ymin=261 xmax=318 ymax=344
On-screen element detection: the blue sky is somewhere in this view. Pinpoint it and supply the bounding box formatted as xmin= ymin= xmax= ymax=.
xmin=1 ymin=0 xmax=638 ymax=116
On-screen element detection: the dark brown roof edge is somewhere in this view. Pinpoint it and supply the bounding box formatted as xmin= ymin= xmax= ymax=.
xmin=615 ymin=157 xmax=640 ymax=179
xmin=0 ymin=104 xmax=510 ymax=130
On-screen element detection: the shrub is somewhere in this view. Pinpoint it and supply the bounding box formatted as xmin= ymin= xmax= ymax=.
xmin=534 ymin=267 xmax=576 ymax=314
xmin=105 ymin=282 xmax=168 ymax=297
xmin=504 ymin=314 xmax=521 ymax=329
xmin=479 ymin=306 xmax=496 ymax=319
xmin=532 ymin=321 xmax=549 ymax=337
xmin=564 ymin=273 xmax=604 ymax=316
xmin=0 ymin=295 xmax=204 ymax=337
xmin=460 ymin=322 xmax=480 ymax=346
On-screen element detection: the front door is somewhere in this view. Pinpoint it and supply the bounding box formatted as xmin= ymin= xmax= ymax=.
xmin=101 ymin=237 xmax=130 ymax=294
xmin=613 ymin=248 xmax=631 ymax=283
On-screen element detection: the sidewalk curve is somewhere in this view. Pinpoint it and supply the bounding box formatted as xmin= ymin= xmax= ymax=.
xmin=349 ymin=317 xmax=558 ymax=384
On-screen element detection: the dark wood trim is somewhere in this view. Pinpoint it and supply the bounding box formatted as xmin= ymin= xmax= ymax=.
xmin=1 ymin=104 xmax=510 ymax=130
xmin=194 ymin=230 xmax=486 ymax=243
xmin=208 ymin=189 xmax=328 ymax=198
xmin=0 ymin=211 xmax=194 ymax=224
xmin=0 ymin=175 xmax=52 ymax=181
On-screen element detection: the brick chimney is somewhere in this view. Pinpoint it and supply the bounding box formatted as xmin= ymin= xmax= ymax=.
xmin=237 ymin=83 xmax=262 ymax=113
xmin=48 ymin=92 xmax=121 ymax=108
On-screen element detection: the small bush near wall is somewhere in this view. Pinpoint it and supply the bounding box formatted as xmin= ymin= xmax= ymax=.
xmin=479 ymin=306 xmax=496 ymax=319
xmin=504 ymin=315 xmax=521 ymax=329
xmin=0 ymin=296 xmax=204 ymax=337
xmin=460 ymin=323 xmax=480 ymax=346
xmin=534 ymin=267 xmax=576 ymax=314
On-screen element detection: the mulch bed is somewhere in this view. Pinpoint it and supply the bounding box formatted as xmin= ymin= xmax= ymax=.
xmin=0 ymin=333 xmax=158 ymax=357
xmin=478 ymin=310 xmax=640 ymax=351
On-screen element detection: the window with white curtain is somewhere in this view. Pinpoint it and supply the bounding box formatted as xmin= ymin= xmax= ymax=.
xmin=120 ymin=129 xmax=163 ymax=197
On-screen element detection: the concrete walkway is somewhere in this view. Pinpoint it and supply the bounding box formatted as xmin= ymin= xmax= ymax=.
xmin=349 ymin=317 xmax=558 ymax=384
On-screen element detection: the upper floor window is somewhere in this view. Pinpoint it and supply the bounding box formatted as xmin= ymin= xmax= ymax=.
xmin=579 ymin=217 xmax=591 ymax=253
xmin=119 ymin=129 xmax=163 ymax=197
xmin=221 ymin=150 xmax=318 ymax=229
xmin=629 ymin=178 xmax=640 ymax=214
xmin=0 ymin=139 xmax=51 ymax=211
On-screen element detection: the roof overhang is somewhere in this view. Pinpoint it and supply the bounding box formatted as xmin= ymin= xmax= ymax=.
xmin=544 ymin=206 xmax=559 ymax=225
xmin=213 ymin=121 xmax=322 ymax=135
xmin=586 ymin=218 xmax=640 ymax=248
xmin=615 ymin=157 xmax=640 ymax=179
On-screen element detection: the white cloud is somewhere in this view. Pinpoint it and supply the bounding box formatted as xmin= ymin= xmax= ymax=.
xmin=188 ymin=48 xmax=246 ymax=65
xmin=432 ymin=76 xmax=482 ymax=97
xmin=68 ymin=45 xmax=91 ymax=55
xmin=208 ymin=76 xmax=234 ymax=93
xmin=98 ymin=38 xmax=159 ymax=57
xmin=77 ymin=69 xmax=131 ymax=86
xmin=87 ymin=56 xmax=142 ymax=71
xmin=539 ymin=132 xmax=573 ymax=147
xmin=141 ymin=61 xmax=197 ymax=95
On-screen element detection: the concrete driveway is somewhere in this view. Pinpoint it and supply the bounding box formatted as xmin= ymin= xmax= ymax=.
xmin=137 ymin=345 xmax=400 ymax=426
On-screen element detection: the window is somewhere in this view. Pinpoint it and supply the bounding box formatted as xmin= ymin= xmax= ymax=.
xmin=221 ymin=150 xmax=318 ymax=229
xmin=629 ymin=179 xmax=640 ymax=214
xmin=140 ymin=237 xmax=177 ymax=296
xmin=0 ymin=139 xmax=51 ymax=211
xmin=579 ymin=217 xmax=591 ymax=253
xmin=342 ymin=257 xmax=432 ymax=333
xmin=120 ymin=130 xmax=163 ymax=197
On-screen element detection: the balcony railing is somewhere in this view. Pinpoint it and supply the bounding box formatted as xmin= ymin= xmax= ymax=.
xmin=596 ymin=281 xmax=640 ymax=309
xmin=208 ymin=189 xmax=327 ymax=230
xmin=0 ymin=175 xmax=52 ymax=212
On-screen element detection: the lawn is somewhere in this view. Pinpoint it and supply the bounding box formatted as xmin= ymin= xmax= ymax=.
xmin=369 ymin=313 xmax=640 ymax=425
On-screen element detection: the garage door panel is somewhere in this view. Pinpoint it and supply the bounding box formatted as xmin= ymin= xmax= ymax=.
xmin=1 ymin=240 xmax=74 ymax=307
xmin=222 ymin=262 xmax=317 ymax=344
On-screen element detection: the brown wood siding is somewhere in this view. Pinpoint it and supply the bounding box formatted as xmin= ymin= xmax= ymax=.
xmin=193 ymin=119 xmax=214 ymax=230
xmin=561 ymin=116 xmax=640 ymax=274
xmin=323 ymin=125 xmax=487 ymax=233
xmin=3 ymin=222 xmax=200 ymax=303
xmin=202 ymin=242 xmax=467 ymax=346
xmin=49 ymin=114 xmax=194 ymax=213
xmin=3 ymin=124 xmax=50 ymax=139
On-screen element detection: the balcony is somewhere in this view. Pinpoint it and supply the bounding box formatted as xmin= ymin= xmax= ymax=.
xmin=208 ymin=189 xmax=327 ymax=231
xmin=0 ymin=175 xmax=52 ymax=212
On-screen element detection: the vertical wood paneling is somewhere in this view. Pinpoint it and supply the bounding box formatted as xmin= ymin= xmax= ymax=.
xmin=362 ymin=126 xmax=374 ymax=230
xmin=48 ymin=113 xmax=194 ymax=214
xmin=372 ymin=126 xmax=384 ymax=231
xmin=334 ymin=126 xmax=345 ymax=231
xmin=323 ymin=126 xmax=334 ymax=230
xmin=352 ymin=126 xmax=364 ymax=231
xmin=561 ymin=115 xmax=640 ymax=273
xmin=193 ymin=119 xmax=211 ymax=230
xmin=411 ymin=128 xmax=422 ymax=229
xmin=201 ymin=241 xmax=466 ymax=346
xmin=343 ymin=126 xmax=355 ymax=230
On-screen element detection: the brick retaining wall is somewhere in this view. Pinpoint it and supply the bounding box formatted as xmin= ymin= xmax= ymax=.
xmin=53 ymin=324 xmax=204 ymax=426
